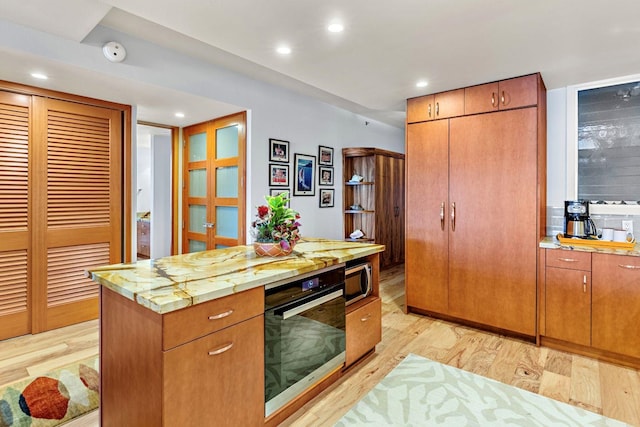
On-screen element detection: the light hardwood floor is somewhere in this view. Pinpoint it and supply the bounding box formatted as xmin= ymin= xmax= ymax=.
xmin=1 ymin=264 xmax=639 ymax=426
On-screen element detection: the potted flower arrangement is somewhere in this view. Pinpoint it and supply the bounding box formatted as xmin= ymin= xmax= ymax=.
xmin=251 ymin=192 xmax=301 ymax=256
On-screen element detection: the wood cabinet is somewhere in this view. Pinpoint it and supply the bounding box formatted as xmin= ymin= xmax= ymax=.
xmin=540 ymin=249 xmax=640 ymax=367
xmin=100 ymin=286 xmax=264 ymax=426
xmin=407 ymin=89 xmax=464 ymax=123
xmin=543 ymin=249 xmax=591 ymax=347
xmin=345 ymin=297 xmax=382 ymax=366
xmin=464 ymin=74 xmax=539 ymax=115
xmin=405 ymin=73 xmax=546 ymax=337
xmin=592 ymin=253 xmax=640 ymax=359
xmin=343 ymin=148 xmax=405 ymax=269
xmin=137 ymin=219 xmax=150 ymax=258
xmin=163 ymin=315 xmax=264 ymax=426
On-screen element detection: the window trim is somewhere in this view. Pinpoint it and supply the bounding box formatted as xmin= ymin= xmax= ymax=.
xmin=566 ymin=72 xmax=640 ymax=215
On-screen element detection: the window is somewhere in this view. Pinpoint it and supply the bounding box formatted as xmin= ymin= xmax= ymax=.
xmin=567 ymin=74 xmax=640 ymax=215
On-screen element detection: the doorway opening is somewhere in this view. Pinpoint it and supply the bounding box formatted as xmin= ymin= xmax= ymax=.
xmin=136 ymin=123 xmax=178 ymax=259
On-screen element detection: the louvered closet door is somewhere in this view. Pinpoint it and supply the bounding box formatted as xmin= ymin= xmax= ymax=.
xmin=0 ymin=91 xmax=31 ymax=340
xmin=31 ymin=98 xmax=122 ymax=333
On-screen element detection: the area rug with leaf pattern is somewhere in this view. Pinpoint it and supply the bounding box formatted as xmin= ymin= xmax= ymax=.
xmin=336 ymin=353 xmax=630 ymax=426
xmin=0 ymin=356 xmax=99 ymax=426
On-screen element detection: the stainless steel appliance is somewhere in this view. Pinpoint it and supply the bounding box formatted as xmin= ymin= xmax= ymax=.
xmin=345 ymin=261 xmax=372 ymax=306
xmin=564 ymin=200 xmax=597 ymax=238
xmin=264 ymin=264 xmax=346 ymax=417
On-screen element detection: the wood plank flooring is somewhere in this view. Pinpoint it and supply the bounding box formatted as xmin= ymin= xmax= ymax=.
xmin=1 ymin=264 xmax=638 ymax=426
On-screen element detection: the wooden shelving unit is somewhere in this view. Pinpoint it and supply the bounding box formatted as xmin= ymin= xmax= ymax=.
xmin=342 ymin=147 xmax=405 ymax=268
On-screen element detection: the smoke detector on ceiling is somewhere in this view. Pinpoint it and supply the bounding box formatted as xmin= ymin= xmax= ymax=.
xmin=102 ymin=42 xmax=126 ymax=63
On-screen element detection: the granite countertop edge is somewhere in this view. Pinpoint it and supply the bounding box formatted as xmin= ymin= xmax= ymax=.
xmin=88 ymin=238 xmax=385 ymax=314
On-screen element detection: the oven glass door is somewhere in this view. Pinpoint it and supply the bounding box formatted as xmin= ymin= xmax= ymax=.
xmin=265 ymin=283 xmax=345 ymax=417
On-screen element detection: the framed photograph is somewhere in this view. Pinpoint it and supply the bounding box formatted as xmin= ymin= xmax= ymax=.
xmin=319 ymin=166 xmax=334 ymax=186
xmin=270 ymin=188 xmax=291 ymax=207
xmin=269 ymin=139 xmax=289 ymax=163
xmin=318 ymin=145 xmax=334 ymax=166
xmin=293 ymin=153 xmax=316 ymax=196
xmin=319 ymin=189 xmax=335 ymax=208
xmin=269 ymin=163 xmax=289 ymax=187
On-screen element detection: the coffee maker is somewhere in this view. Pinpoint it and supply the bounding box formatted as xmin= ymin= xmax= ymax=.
xmin=564 ymin=200 xmax=597 ymax=238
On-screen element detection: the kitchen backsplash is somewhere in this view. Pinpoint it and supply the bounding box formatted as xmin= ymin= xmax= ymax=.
xmin=546 ymin=206 xmax=639 ymax=237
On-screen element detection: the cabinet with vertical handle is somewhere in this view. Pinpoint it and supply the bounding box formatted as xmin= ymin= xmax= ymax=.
xmin=543 ymin=249 xmax=592 ymax=346
xmin=406 ymin=73 xmax=546 ymax=338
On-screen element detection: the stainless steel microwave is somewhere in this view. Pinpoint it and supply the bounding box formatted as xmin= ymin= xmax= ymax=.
xmin=345 ymin=262 xmax=372 ymax=305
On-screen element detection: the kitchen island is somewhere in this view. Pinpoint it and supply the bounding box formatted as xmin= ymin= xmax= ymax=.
xmin=89 ymin=238 xmax=384 ymax=426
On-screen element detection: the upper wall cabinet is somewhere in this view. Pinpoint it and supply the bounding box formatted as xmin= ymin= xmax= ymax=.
xmin=464 ymin=74 xmax=539 ymax=115
xmin=406 ymin=89 xmax=464 ymax=123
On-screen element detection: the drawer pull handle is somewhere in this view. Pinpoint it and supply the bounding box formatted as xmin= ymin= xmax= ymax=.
xmin=208 ymin=342 xmax=233 ymax=356
xmin=618 ymin=264 xmax=640 ymax=270
xmin=360 ymin=314 xmax=372 ymax=322
xmin=557 ymin=258 xmax=578 ymax=263
xmin=208 ymin=309 xmax=234 ymax=320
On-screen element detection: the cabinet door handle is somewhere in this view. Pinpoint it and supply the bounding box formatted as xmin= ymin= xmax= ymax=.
xmin=440 ymin=202 xmax=445 ymax=230
xmin=557 ymin=257 xmax=579 ymax=263
xmin=203 ymin=222 xmax=216 ymax=229
xmin=360 ymin=313 xmax=372 ymax=322
xmin=428 ymin=104 xmax=432 ymax=118
xmin=435 ymin=102 xmax=440 ymax=116
xmin=208 ymin=342 xmax=233 ymax=356
xmin=501 ymin=91 xmax=506 ymax=105
xmin=208 ymin=309 xmax=234 ymax=320
xmin=491 ymin=92 xmax=496 ymax=107
xmin=618 ymin=264 xmax=640 ymax=270
xmin=450 ymin=202 xmax=456 ymax=232
xmin=583 ymin=275 xmax=587 ymax=293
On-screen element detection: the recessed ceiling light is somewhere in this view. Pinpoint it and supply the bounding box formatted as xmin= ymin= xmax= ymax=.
xmin=31 ymin=72 xmax=48 ymax=80
xmin=175 ymin=112 xmax=185 ymax=118
xmin=416 ymin=81 xmax=428 ymax=88
xmin=276 ymin=46 xmax=292 ymax=55
xmin=327 ymin=23 xmax=344 ymax=33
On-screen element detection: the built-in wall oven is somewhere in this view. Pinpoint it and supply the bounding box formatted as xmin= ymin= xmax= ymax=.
xmin=264 ymin=264 xmax=346 ymax=417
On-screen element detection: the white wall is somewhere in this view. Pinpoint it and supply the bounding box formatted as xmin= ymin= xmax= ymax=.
xmin=152 ymin=134 xmax=172 ymax=258
xmin=547 ymin=87 xmax=568 ymax=207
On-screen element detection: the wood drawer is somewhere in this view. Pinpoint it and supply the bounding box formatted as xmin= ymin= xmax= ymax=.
xmin=346 ymin=297 xmax=381 ymax=366
xmin=163 ymin=286 xmax=264 ymax=350
xmin=163 ymin=315 xmax=264 ymax=426
xmin=545 ymin=249 xmax=591 ymax=271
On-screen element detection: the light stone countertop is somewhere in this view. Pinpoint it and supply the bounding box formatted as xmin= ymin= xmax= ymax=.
xmin=540 ymin=235 xmax=640 ymax=257
xmin=88 ymin=238 xmax=385 ymax=314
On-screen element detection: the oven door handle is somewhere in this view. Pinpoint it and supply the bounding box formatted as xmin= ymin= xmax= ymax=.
xmin=280 ymin=289 xmax=344 ymax=320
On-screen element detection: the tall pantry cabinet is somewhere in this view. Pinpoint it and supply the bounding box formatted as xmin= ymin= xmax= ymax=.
xmin=405 ymin=74 xmax=546 ymax=337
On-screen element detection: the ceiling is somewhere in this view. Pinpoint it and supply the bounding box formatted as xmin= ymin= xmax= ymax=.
xmin=2 ymin=0 xmax=640 ymax=128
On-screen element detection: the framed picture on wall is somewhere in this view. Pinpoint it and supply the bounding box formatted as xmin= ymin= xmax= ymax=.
xmin=319 ymin=189 xmax=335 ymax=208
xmin=269 ymin=139 xmax=289 ymax=163
xmin=293 ymin=153 xmax=316 ymax=196
xmin=269 ymin=163 xmax=289 ymax=187
xmin=270 ymin=188 xmax=291 ymax=207
xmin=319 ymin=166 xmax=334 ymax=186
xmin=318 ymin=145 xmax=334 ymax=166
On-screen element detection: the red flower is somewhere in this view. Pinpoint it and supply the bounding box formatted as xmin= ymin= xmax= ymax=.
xmin=257 ymin=205 xmax=269 ymax=218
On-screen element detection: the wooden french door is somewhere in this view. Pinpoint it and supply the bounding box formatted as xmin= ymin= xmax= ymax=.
xmin=0 ymin=91 xmax=122 ymax=339
xmin=183 ymin=112 xmax=246 ymax=253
